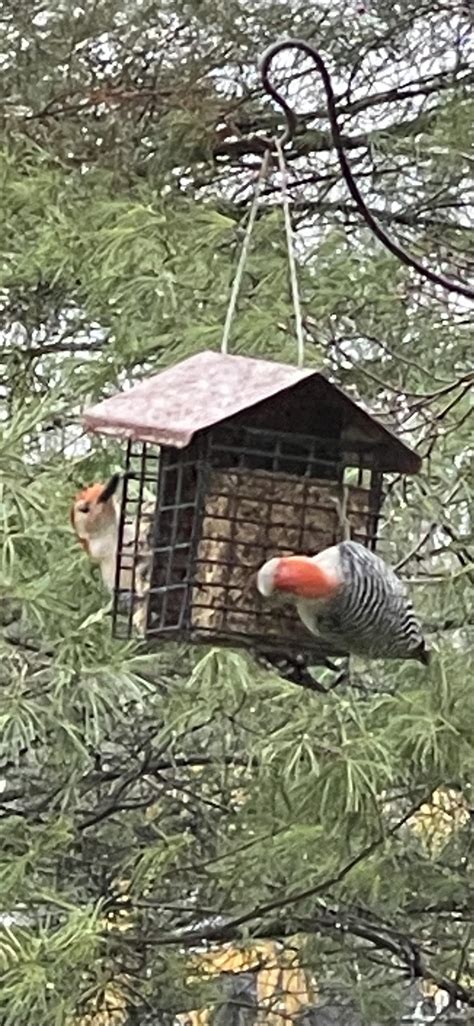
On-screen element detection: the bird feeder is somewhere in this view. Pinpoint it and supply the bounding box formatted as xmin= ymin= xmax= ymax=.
xmin=82 ymin=350 xmax=421 ymax=664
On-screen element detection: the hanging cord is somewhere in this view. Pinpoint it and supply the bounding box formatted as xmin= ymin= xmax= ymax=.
xmin=221 ymin=149 xmax=271 ymax=355
xmin=220 ymin=124 xmax=305 ymax=364
xmin=274 ymin=136 xmax=305 ymax=368
xmin=259 ymin=39 xmax=474 ymax=301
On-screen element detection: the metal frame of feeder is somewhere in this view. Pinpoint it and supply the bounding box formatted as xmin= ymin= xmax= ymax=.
xmin=111 ymin=424 xmax=384 ymax=661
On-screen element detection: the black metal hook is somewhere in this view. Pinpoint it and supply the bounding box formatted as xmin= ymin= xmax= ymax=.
xmin=259 ymin=38 xmax=474 ymax=300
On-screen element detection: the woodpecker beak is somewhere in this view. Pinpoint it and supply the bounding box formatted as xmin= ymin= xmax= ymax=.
xmin=257 ymin=558 xmax=280 ymax=597
xmin=258 ymin=555 xmax=339 ymax=600
xmin=99 ymin=474 xmax=121 ymax=504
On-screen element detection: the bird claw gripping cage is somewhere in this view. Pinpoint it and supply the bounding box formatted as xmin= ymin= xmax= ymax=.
xmin=82 ymin=350 xmax=421 ymax=667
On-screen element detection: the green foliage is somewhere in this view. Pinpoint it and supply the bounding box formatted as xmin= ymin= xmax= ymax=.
xmin=0 ymin=905 xmax=101 ymax=1026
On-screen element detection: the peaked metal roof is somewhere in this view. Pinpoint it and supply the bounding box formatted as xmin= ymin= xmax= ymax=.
xmin=82 ymin=350 xmax=421 ymax=472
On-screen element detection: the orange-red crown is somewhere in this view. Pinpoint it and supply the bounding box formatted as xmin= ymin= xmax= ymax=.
xmin=73 ymin=482 xmax=106 ymax=506
xmin=70 ymin=482 xmax=108 ymax=549
xmin=272 ymin=556 xmax=339 ymax=599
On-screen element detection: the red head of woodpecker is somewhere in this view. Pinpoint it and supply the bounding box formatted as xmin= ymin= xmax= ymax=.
xmin=257 ymin=552 xmax=341 ymax=601
xmin=70 ymin=474 xmax=121 ymax=590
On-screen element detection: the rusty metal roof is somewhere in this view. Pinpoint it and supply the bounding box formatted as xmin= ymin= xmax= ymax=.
xmin=82 ymin=350 xmax=421 ymax=472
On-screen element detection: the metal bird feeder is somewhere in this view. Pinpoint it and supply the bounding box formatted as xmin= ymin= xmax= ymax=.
xmin=82 ymin=350 xmax=421 ymax=664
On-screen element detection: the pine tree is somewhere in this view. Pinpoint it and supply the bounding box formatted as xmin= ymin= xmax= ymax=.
xmin=0 ymin=2 xmax=473 ymax=1024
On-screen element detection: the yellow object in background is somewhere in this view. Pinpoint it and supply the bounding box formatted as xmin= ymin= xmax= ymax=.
xmin=409 ymin=787 xmax=470 ymax=853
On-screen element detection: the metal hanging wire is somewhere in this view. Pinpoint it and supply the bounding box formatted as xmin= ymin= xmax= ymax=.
xmin=274 ymin=137 xmax=305 ymax=368
xmin=220 ymin=149 xmax=271 ymax=355
xmin=220 ymin=97 xmax=306 ymax=365
xmin=259 ymin=38 xmax=474 ymax=301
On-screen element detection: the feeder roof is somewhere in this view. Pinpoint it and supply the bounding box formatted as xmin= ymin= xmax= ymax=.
xmin=82 ymin=350 xmax=421 ymax=473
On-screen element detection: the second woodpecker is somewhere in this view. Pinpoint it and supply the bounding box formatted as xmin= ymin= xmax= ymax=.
xmin=257 ymin=540 xmax=429 ymax=664
xmin=71 ymin=474 xmax=154 ymax=628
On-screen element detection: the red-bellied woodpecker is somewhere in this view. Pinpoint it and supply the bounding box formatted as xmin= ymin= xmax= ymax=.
xmin=70 ymin=474 xmax=154 ymax=630
xmin=257 ymin=540 xmax=429 ymax=665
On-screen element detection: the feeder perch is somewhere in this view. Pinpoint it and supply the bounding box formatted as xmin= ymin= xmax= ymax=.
xmin=82 ymin=351 xmax=421 ymax=664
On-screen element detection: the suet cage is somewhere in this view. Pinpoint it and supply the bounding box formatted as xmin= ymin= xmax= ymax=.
xmin=83 ymin=351 xmax=421 ymax=665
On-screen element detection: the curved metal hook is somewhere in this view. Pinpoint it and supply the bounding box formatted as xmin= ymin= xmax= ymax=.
xmin=259 ymin=38 xmax=474 ymax=300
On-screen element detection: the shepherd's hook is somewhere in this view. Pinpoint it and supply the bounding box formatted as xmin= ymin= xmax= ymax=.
xmin=259 ymin=39 xmax=474 ymax=300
